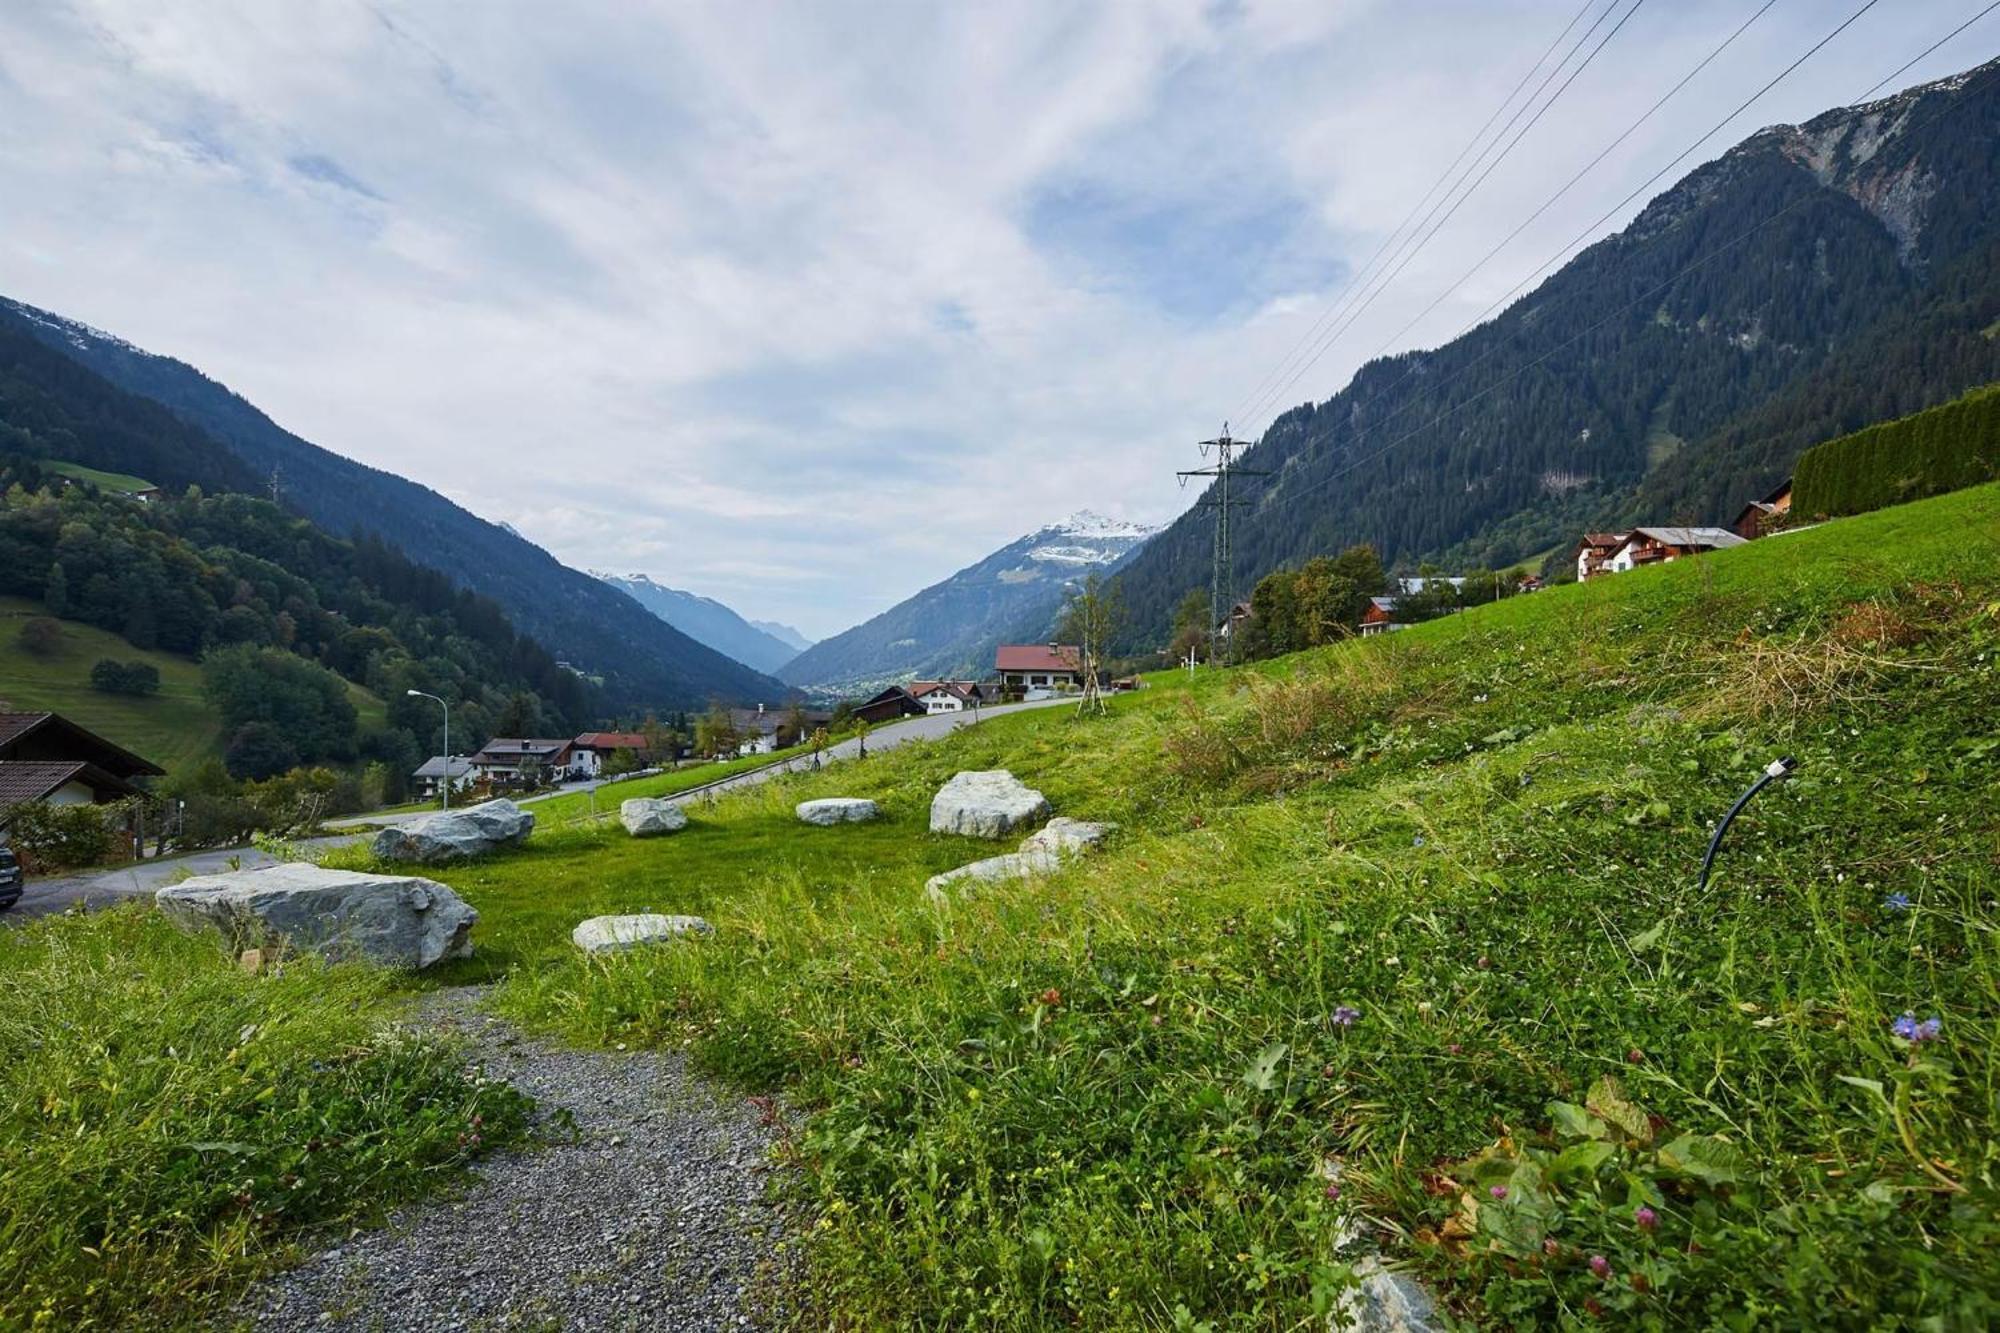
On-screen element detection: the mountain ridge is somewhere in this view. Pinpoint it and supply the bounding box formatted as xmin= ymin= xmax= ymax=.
xmin=594 ymin=572 xmax=804 ymax=675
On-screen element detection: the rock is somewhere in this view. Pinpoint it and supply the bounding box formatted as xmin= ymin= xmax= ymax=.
xmin=795 ymin=798 xmax=880 ymax=826
xmin=620 ymin=798 xmax=689 ymax=837
xmin=156 ymin=864 xmax=477 ymax=969
xmin=923 ymin=848 xmax=1061 ymax=904
xmin=572 ymin=914 xmax=714 ymax=955
xmin=928 ymin=770 xmax=1050 ymax=839
xmin=1019 ymin=817 xmax=1115 ymax=855
xmin=374 ymin=799 xmax=534 ymax=864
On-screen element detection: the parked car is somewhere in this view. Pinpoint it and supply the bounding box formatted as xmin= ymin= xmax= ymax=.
xmin=0 ymin=843 xmax=22 ymax=911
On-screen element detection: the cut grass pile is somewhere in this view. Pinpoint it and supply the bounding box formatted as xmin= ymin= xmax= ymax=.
xmin=335 ymin=483 xmax=2000 ymax=1327
xmin=0 ymin=911 xmax=530 ymax=1330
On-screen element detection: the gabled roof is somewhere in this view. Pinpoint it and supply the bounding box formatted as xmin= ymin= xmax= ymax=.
xmin=1576 ymin=532 xmax=1629 ymax=551
xmin=413 ymin=755 xmax=475 ymax=779
xmin=469 ymin=738 xmax=574 ymax=764
xmin=995 ymin=645 xmax=1080 ymax=672
xmin=908 ymin=680 xmax=976 ymax=700
xmin=0 ymin=759 xmax=143 ymax=814
xmin=0 ymin=711 xmax=164 ymax=778
xmin=1368 ymin=596 xmax=1400 ymax=612
xmin=1624 ymin=526 xmax=1747 ymax=550
xmin=574 ymin=731 xmax=647 ymax=749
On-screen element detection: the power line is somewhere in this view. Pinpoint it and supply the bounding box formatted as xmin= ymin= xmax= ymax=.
xmin=1237 ymin=0 xmax=1647 ymax=438
xmin=1855 ymin=0 xmax=2000 ymax=101
xmin=1222 ymin=0 xmax=1601 ymax=433
xmin=1176 ymin=427 xmax=1269 ymax=666
xmin=1240 ymin=55 xmax=2000 ymax=523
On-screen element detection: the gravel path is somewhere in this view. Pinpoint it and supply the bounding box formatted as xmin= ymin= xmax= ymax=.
xmin=237 ymin=987 xmax=795 ymax=1331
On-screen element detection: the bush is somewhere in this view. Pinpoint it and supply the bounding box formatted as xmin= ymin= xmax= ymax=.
xmin=202 ymin=645 xmax=357 ymax=769
xmin=3 ymin=799 xmax=126 ymax=872
xmin=1794 ymin=382 xmax=2000 ymax=517
xmin=16 ymin=616 xmax=62 ymax=656
xmin=88 ymin=659 xmax=161 ymax=696
xmin=223 ymin=722 xmax=300 ymax=781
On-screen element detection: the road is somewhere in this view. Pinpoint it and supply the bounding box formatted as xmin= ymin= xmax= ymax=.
xmin=7 ymin=697 xmax=1074 ymax=923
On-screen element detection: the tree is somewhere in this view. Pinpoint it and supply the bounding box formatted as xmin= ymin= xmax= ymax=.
xmin=16 ymin=616 xmax=62 ymax=656
xmin=1169 ymin=588 xmax=1209 ymax=665
xmin=42 ymin=561 xmax=68 ymax=617
xmin=90 ymin=659 xmax=161 ymax=696
xmin=693 ymin=704 xmax=738 ymax=759
xmin=494 ymin=690 xmax=542 ymax=738
xmin=224 ymin=721 xmax=300 ymax=781
xmin=603 ymin=745 xmax=642 ymax=777
xmin=202 ymin=644 xmax=358 ymax=767
xmin=1056 ymin=573 xmax=1126 ymax=715
xmin=783 ymin=700 xmax=809 ymax=749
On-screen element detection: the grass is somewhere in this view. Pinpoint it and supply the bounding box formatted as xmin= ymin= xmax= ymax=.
xmin=0 ymin=596 xmax=387 ymax=775
xmin=10 ymin=482 xmax=2000 ymax=1328
xmin=43 ymin=461 xmax=158 ymax=494
xmin=0 ymin=909 xmax=530 ymax=1330
xmin=326 ymin=481 xmax=2000 ymax=1328
xmin=521 ymin=747 xmax=808 ymax=825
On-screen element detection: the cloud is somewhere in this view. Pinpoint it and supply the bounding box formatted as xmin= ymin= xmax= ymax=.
xmin=0 ymin=0 xmax=1991 ymax=637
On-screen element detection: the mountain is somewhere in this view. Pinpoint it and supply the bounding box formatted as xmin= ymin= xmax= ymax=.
xmin=0 ymin=297 xmax=788 ymax=710
xmin=751 ymin=619 xmax=814 ymax=654
xmin=779 ymin=510 xmax=1157 ymax=695
xmin=1113 ymin=58 xmax=2000 ymax=645
xmin=595 ymin=573 xmax=803 ymax=674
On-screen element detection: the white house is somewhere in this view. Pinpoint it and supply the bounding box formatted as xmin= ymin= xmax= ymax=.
xmin=1602 ymin=526 xmax=1746 ymax=574
xmin=412 ymin=754 xmax=478 ymax=799
xmin=908 ymin=681 xmax=978 ymax=714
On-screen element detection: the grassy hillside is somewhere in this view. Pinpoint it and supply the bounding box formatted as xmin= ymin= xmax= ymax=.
xmin=8 ymin=483 xmax=1997 ymax=1327
xmin=0 ymin=596 xmax=387 ymax=773
xmin=43 ymin=460 xmax=157 ymax=494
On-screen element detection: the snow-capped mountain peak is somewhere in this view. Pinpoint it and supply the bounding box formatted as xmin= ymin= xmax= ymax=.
xmin=1051 ymin=509 xmax=1158 ymax=541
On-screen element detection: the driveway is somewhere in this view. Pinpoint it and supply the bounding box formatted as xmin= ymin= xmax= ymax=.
xmin=6 ymin=697 xmax=1079 ymax=924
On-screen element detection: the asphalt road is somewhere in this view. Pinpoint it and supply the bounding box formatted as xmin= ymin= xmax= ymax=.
xmin=6 ymin=696 xmax=1075 ymax=923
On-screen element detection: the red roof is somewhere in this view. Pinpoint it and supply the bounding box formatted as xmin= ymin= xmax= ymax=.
xmin=995 ymin=645 xmax=1080 ymax=672
xmin=908 ymin=680 xmax=976 ymax=699
xmin=574 ymin=731 xmax=647 ymax=749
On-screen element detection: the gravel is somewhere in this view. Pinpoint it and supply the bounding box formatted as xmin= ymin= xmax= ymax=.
xmin=237 ymin=987 xmax=795 ymax=1331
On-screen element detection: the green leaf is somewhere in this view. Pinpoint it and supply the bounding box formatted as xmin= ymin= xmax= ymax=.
xmin=1586 ymin=1075 xmax=1653 ymax=1144
xmin=1629 ymin=922 xmax=1666 ymax=952
xmin=1549 ymin=1100 xmax=1610 ymax=1141
xmin=1551 ymin=1139 xmax=1617 ymax=1181
xmin=1656 ymin=1132 xmax=1748 ymax=1186
xmin=1242 ymin=1041 xmax=1287 ymax=1093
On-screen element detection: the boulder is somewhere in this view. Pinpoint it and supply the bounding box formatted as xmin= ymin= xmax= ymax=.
xmin=923 ymin=848 xmax=1061 ymax=904
xmin=572 ymin=913 xmax=714 ymax=955
xmin=1020 ymin=817 xmax=1116 ymax=856
xmin=796 ymin=797 xmax=880 ymax=826
xmin=620 ymin=798 xmax=689 ymax=837
xmin=929 ymin=770 xmax=1050 ymax=839
xmin=374 ymin=799 xmax=534 ymax=864
xmin=156 ymin=863 xmax=476 ymax=969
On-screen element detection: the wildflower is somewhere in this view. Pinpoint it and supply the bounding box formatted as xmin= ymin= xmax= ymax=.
xmin=1332 ymin=1005 xmax=1361 ymax=1028
xmin=1040 ymin=988 xmax=1063 ymax=1007
xmin=1626 ymin=1048 xmax=1645 ymax=1065
xmin=1635 ymin=1206 xmax=1658 ymax=1231
xmin=1324 ymin=1182 xmax=1342 ymax=1201
xmin=1588 ymin=1255 xmax=1611 ymax=1279
xmin=1882 ymin=892 xmax=1911 ymax=912
xmin=1413 ymin=836 xmax=1425 ymax=847
xmin=1489 ymin=1185 xmax=1508 ymax=1201
xmin=1890 ymin=1012 xmax=1942 ymax=1043
xmin=1447 ymin=1042 xmax=1463 ymax=1055
xmin=1542 ymin=1239 xmax=1560 ymax=1257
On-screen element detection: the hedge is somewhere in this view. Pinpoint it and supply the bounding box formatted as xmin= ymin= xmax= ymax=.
xmin=1793 ymin=382 xmax=2000 ymax=518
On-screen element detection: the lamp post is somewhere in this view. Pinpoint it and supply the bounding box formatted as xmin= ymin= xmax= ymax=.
xmin=407 ymin=690 xmax=450 ymax=810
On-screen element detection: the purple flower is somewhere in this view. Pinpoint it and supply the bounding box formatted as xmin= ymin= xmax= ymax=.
xmin=1882 ymin=892 xmax=1911 ymax=912
xmin=1588 ymin=1255 xmax=1611 ymax=1279
xmin=1635 ymin=1206 xmax=1658 ymax=1231
xmin=1489 ymin=1185 xmax=1508 ymax=1200
xmin=1331 ymin=1005 xmax=1361 ymax=1028
xmin=1891 ymin=1012 xmax=1942 ymax=1043
xmin=1324 ymin=1182 xmax=1342 ymax=1201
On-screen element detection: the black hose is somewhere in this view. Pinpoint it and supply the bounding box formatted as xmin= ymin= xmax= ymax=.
xmin=1697 ymin=756 xmax=1797 ymax=893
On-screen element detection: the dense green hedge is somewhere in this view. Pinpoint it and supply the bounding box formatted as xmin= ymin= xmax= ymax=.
xmin=1793 ymin=382 xmax=2000 ymax=517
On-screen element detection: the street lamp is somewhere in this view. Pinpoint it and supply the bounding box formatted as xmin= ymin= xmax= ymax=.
xmin=407 ymin=690 xmax=450 ymax=810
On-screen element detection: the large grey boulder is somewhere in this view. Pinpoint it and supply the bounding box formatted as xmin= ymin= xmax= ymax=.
xmin=620 ymin=798 xmax=689 ymax=837
xmin=796 ymin=798 xmax=880 ymax=826
xmin=1020 ymin=817 xmax=1115 ymax=856
xmin=572 ymin=913 xmax=713 ymax=955
xmin=374 ymin=799 xmax=534 ymax=864
xmin=923 ymin=848 xmax=1061 ymax=905
xmin=156 ymin=863 xmax=476 ymax=969
xmin=929 ymin=770 xmax=1050 ymax=839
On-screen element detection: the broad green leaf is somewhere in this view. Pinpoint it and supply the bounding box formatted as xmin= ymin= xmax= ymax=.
xmin=1586 ymin=1075 xmax=1653 ymax=1144
xmin=1629 ymin=922 xmax=1666 ymax=951
xmin=1549 ymin=1100 xmax=1610 ymax=1141
xmin=1242 ymin=1041 xmax=1287 ymax=1093
xmin=1657 ymin=1132 xmax=1748 ymax=1186
xmin=1551 ymin=1139 xmax=1617 ymax=1180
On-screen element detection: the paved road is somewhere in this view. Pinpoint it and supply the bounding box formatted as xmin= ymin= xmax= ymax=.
xmin=6 ymin=697 xmax=1073 ymax=923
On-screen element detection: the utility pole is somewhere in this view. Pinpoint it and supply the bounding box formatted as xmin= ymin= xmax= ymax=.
xmin=269 ymin=466 xmax=283 ymax=504
xmin=1177 ymin=425 xmax=1268 ymax=667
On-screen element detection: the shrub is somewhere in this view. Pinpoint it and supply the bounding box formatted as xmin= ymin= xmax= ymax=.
xmin=88 ymin=659 xmax=161 ymax=696
xmin=1793 ymin=382 xmax=2000 ymax=518
xmin=16 ymin=616 xmax=62 ymax=656
xmin=2 ymin=799 xmax=125 ymax=872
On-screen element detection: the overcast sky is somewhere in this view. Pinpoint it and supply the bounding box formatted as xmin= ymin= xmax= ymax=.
xmin=1 ymin=1 xmax=1991 ymax=638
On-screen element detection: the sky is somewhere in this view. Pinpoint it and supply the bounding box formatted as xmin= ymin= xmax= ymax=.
xmin=1 ymin=1 xmax=1993 ymax=640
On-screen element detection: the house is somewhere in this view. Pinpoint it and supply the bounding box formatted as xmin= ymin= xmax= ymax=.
xmin=0 ymin=711 xmax=164 ymax=827
xmin=1575 ymin=532 xmax=1631 ymax=582
xmin=908 ymin=680 xmax=980 ymax=714
xmin=1602 ymin=526 xmax=1747 ymax=574
xmin=572 ymin=731 xmax=649 ymax=776
xmin=1212 ymin=601 xmax=1254 ymax=643
xmin=412 ymin=754 xmax=478 ymax=799
xmin=1732 ymin=480 xmax=1794 ymax=539
xmin=1516 ymin=574 xmax=1545 ymax=593
xmin=468 ymin=737 xmax=580 ymax=785
xmin=997 ymin=644 xmax=1084 ymax=694
xmin=1359 ymin=596 xmax=1406 ymax=637
xmin=852 ymin=686 xmax=926 ymax=725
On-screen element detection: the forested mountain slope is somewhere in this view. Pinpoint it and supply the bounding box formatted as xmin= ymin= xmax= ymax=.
xmin=1116 ymin=58 xmax=2000 ymax=642
xmin=0 ymin=297 xmax=787 ymax=710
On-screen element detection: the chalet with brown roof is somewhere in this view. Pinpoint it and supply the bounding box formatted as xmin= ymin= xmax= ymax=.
xmin=572 ymin=731 xmax=649 ymax=775
xmin=1575 ymin=532 xmax=1630 ymax=582
xmin=1602 ymin=526 xmax=1747 ymax=575
xmin=1358 ymin=596 xmax=1405 ymax=637
xmin=852 ymin=686 xmax=926 ymax=725
xmin=996 ymin=644 xmax=1081 ymax=692
xmin=908 ymin=680 xmax=980 ymax=714
xmin=0 ymin=711 xmax=164 ymax=827
xmin=468 ymin=737 xmax=579 ymax=785
xmin=1732 ymin=480 xmax=1794 ymax=539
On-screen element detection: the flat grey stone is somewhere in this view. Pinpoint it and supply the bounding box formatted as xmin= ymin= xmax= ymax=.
xmin=928 ymin=770 xmax=1050 ymax=839
xmin=795 ymin=798 xmax=880 ymax=826
xmin=620 ymin=798 xmax=689 ymax=837
xmin=572 ymin=913 xmax=713 ymax=954
xmin=1019 ymin=817 xmax=1115 ymax=855
xmin=923 ymin=848 xmax=1061 ymax=905
xmin=374 ymin=799 xmax=534 ymax=864
xmin=156 ymin=864 xmax=476 ymax=969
